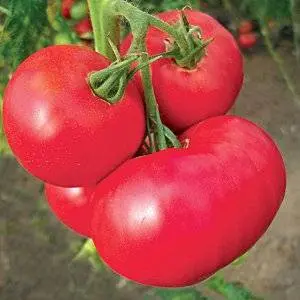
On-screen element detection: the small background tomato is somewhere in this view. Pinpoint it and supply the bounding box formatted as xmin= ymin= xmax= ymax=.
xmin=70 ymin=0 xmax=89 ymax=20
xmin=238 ymin=20 xmax=254 ymax=34
xmin=61 ymin=0 xmax=75 ymax=19
xmin=74 ymin=18 xmax=93 ymax=36
xmin=54 ymin=32 xmax=73 ymax=45
xmin=238 ymin=32 xmax=257 ymax=49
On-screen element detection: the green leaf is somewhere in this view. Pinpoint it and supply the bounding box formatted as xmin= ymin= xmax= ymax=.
xmin=1 ymin=0 xmax=49 ymax=69
xmin=205 ymin=275 xmax=263 ymax=300
xmin=237 ymin=0 xmax=291 ymax=21
xmin=146 ymin=288 xmax=210 ymax=300
xmin=71 ymin=239 xmax=105 ymax=271
xmin=130 ymin=0 xmax=200 ymax=14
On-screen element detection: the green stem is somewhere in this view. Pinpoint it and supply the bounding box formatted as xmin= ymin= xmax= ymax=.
xmin=291 ymin=0 xmax=300 ymax=62
xmin=0 ymin=6 xmax=10 ymax=16
xmin=114 ymin=0 xmax=182 ymax=150
xmin=140 ymin=52 xmax=167 ymax=150
xmin=112 ymin=0 xmax=189 ymax=56
xmin=88 ymin=0 xmax=181 ymax=150
xmin=87 ymin=0 xmax=119 ymax=60
xmin=261 ymin=22 xmax=300 ymax=106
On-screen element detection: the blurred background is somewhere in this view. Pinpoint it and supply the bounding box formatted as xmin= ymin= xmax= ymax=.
xmin=0 ymin=0 xmax=300 ymax=299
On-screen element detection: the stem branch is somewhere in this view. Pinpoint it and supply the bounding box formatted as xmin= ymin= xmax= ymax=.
xmin=0 ymin=6 xmax=10 ymax=16
xmin=261 ymin=22 xmax=300 ymax=106
xmin=140 ymin=52 xmax=167 ymax=150
xmin=87 ymin=0 xmax=119 ymax=60
xmin=291 ymin=0 xmax=300 ymax=62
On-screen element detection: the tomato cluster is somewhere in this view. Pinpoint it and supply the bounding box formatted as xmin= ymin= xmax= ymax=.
xmin=3 ymin=9 xmax=286 ymax=288
xmin=237 ymin=20 xmax=258 ymax=49
xmin=61 ymin=0 xmax=92 ymax=40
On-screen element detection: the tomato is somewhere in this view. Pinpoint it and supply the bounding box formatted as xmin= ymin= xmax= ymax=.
xmin=54 ymin=32 xmax=73 ymax=45
xmin=238 ymin=33 xmax=257 ymax=49
xmin=238 ymin=20 xmax=254 ymax=34
xmin=45 ymin=184 xmax=96 ymax=237
xmin=74 ymin=18 xmax=93 ymax=36
xmin=92 ymin=116 xmax=286 ymax=287
xmin=121 ymin=10 xmax=243 ymax=132
xmin=61 ymin=0 xmax=75 ymax=19
xmin=3 ymin=45 xmax=145 ymax=187
xmin=70 ymin=0 xmax=89 ymax=21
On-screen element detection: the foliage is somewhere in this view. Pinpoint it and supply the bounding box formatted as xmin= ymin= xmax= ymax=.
xmin=0 ymin=0 xmax=77 ymax=97
xmin=205 ymin=275 xmax=263 ymax=300
xmin=236 ymin=0 xmax=291 ymax=21
xmin=145 ymin=288 xmax=210 ymax=300
xmin=130 ymin=0 xmax=200 ymax=13
xmin=144 ymin=275 xmax=263 ymax=300
xmin=0 ymin=0 xmax=49 ymax=71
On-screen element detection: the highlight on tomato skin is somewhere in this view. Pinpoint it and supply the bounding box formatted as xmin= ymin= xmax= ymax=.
xmin=45 ymin=184 xmax=96 ymax=237
xmin=91 ymin=115 xmax=286 ymax=288
xmin=3 ymin=45 xmax=145 ymax=187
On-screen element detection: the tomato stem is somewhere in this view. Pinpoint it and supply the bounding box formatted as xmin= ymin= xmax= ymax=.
xmin=88 ymin=0 xmax=181 ymax=150
xmin=112 ymin=1 xmax=190 ymax=57
xmin=0 ymin=5 xmax=10 ymax=16
xmin=140 ymin=52 xmax=167 ymax=150
xmin=113 ymin=2 xmax=180 ymax=150
xmin=89 ymin=55 xmax=139 ymax=104
xmin=87 ymin=0 xmax=119 ymax=60
xmin=291 ymin=0 xmax=300 ymax=63
xmin=260 ymin=20 xmax=300 ymax=106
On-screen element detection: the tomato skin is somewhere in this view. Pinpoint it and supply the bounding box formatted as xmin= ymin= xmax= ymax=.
xmin=238 ymin=20 xmax=254 ymax=34
xmin=3 ymin=45 xmax=145 ymax=187
xmin=238 ymin=33 xmax=257 ymax=49
xmin=121 ymin=10 xmax=244 ymax=132
xmin=92 ymin=116 xmax=286 ymax=287
xmin=45 ymin=184 xmax=96 ymax=237
xmin=61 ymin=0 xmax=75 ymax=19
xmin=74 ymin=18 xmax=92 ymax=36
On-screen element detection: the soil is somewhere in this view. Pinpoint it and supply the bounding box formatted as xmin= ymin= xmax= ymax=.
xmin=1 ymin=43 xmax=300 ymax=300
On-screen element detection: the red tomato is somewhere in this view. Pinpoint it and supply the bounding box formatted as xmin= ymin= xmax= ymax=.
xmin=238 ymin=20 xmax=254 ymax=34
xmin=3 ymin=45 xmax=145 ymax=187
xmin=74 ymin=18 xmax=93 ymax=36
xmin=238 ymin=33 xmax=257 ymax=49
xmin=121 ymin=10 xmax=244 ymax=132
xmin=92 ymin=116 xmax=286 ymax=287
xmin=45 ymin=184 xmax=96 ymax=237
xmin=61 ymin=0 xmax=75 ymax=19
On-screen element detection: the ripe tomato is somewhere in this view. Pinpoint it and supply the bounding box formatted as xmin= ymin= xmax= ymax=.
xmin=74 ymin=18 xmax=92 ymax=36
xmin=45 ymin=184 xmax=96 ymax=237
xmin=61 ymin=0 xmax=75 ymax=19
xmin=3 ymin=45 xmax=145 ymax=187
xmin=92 ymin=116 xmax=286 ymax=287
xmin=121 ymin=10 xmax=243 ymax=132
xmin=238 ymin=20 xmax=253 ymax=34
xmin=238 ymin=33 xmax=257 ymax=49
